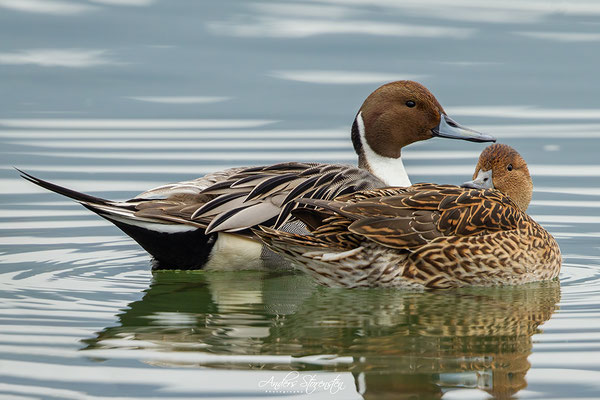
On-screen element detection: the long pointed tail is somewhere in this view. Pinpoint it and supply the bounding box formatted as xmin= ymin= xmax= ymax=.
xmin=16 ymin=168 xmax=111 ymax=206
xmin=16 ymin=169 xmax=217 ymax=269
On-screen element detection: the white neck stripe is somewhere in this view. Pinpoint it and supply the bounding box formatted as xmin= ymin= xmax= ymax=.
xmin=356 ymin=112 xmax=411 ymax=187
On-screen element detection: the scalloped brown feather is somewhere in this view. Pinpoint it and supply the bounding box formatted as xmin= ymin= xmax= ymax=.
xmin=294 ymin=184 xmax=527 ymax=250
xmin=256 ymin=184 xmax=562 ymax=288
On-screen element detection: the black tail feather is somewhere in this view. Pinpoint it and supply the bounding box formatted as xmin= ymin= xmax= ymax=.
xmin=16 ymin=168 xmax=110 ymax=206
xmin=16 ymin=168 xmax=217 ymax=270
xmin=108 ymin=218 xmax=216 ymax=270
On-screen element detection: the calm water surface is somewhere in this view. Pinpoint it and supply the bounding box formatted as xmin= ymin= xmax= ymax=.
xmin=1 ymin=1 xmax=600 ymax=399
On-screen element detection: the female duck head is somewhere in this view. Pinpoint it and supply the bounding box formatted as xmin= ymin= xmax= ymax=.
xmin=462 ymin=143 xmax=533 ymax=212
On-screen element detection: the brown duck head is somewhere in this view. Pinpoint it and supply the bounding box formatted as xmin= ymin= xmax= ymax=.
xmin=352 ymin=81 xmax=496 ymax=186
xmin=462 ymin=143 xmax=533 ymax=211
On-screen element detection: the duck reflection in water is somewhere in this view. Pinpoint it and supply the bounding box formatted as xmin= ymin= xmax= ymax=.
xmin=83 ymin=271 xmax=560 ymax=399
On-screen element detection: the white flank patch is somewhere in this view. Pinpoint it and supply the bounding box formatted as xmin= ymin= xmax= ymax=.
xmin=204 ymin=233 xmax=263 ymax=270
xmin=356 ymin=112 xmax=411 ymax=187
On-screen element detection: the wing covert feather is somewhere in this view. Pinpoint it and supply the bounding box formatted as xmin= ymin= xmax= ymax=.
xmin=301 ymin=184 xmax=528 ymax=251
xmin=124 ymin=162 xmax=385 ymax=233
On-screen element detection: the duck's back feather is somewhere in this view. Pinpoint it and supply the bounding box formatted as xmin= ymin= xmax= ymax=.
xmin=255 ymin=183 xmax=562 ymax=288
xmin=291 ymin=184 xmax=528 ymax=251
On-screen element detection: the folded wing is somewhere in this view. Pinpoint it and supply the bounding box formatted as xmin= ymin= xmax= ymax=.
xmin=290 ymin=184 xmax=528 ymax=251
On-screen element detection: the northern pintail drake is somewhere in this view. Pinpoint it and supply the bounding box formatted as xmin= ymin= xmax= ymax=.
xmin=256 ymin=144 xmax=561 ymax=288
xmin=19 ymin=81 xmax=495 ymax=270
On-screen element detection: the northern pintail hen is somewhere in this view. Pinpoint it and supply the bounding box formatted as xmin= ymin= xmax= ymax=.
xmin=256 ymin=144 xmax=561 ymax=288
xmin=19 ymin=81 xmax=495 ymax=270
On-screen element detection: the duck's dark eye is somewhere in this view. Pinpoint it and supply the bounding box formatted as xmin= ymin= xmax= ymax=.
xmin=406 ymin=100 xmax=416 ymax=108
xmin=507 ymin=164 xmax=513 ymax=171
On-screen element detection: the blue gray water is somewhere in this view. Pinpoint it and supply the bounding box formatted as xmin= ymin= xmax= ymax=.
xmin=1 ymin=1 xmax=600 ymax=399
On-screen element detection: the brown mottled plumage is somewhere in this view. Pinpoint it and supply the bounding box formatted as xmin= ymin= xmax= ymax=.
xmin=255 ymin=144 xmax=562 ymax=289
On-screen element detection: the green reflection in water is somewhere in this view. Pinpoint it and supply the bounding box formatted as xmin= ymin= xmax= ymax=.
xmin=84 ymin=270 xmax=560 ymax=400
